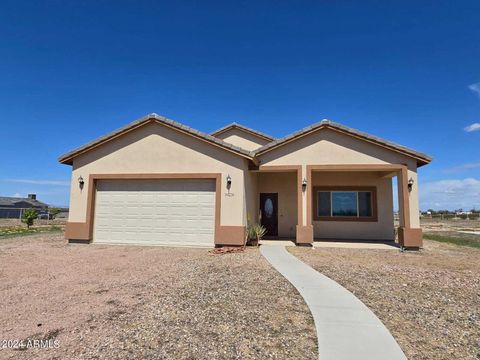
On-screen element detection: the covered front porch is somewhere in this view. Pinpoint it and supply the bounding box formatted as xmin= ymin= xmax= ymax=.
xmin=250 ymin=164 xmax=422 ymax=248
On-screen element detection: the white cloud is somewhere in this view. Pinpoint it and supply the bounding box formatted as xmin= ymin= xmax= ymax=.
xmin=420 ymin=178 xmax=480 ymax=211
xmin=12 ymin=192 xmax=22 ymax=198
xmin=469 ymin=82 xmax=480 ymax=97
xmin=443 ymin=162 xmax=480 ymax=173
xmin=3 ymin=179 xmax=70 ymax=186
xmin=464 ymin=123 xmax=480 ymax=132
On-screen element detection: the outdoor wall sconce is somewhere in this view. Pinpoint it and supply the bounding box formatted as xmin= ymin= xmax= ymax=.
xmin=78 ymin=176 xmax=85 ymax=190
xmin=302 ymin=177 xmax=307 ymax=192
xmin=408 ymin=177 xmax=414 ymax=192
xmin=226 ymin=174 xmax=232 ymax=188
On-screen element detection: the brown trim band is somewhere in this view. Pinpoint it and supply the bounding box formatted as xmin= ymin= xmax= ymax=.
xmin=307 ymin=164 xmax=406 ymax=171
xmin=398 ymin=227 xmax=422 ymax=248
xmin=296 ymin=225 xmax=313 ymax=244
xmin=65 ymin=222 xmax=90 ymax=241
xmin=312 ymin=186 xmax=378 ymax=222
xmin=258 ymin=165 xmax=303 ymax=226
xmin=215 ymin=226 xmax=246 ymax=246
xmin=306 ymin=164 xmax=410 ymax=228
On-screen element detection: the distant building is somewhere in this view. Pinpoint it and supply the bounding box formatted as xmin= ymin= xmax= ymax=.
xmin=0 ymin=194 xmax=48 ymax=218
xmin=456 ymin=211 xmax=472 ymax=215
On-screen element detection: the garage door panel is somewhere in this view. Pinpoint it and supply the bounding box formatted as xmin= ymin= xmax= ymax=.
xmin=93 ymin=179 xmax=215 ymax=246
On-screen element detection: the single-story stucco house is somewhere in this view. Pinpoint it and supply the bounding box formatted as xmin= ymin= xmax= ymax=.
xmin=59 ymin=113 xmax=431 ymax=248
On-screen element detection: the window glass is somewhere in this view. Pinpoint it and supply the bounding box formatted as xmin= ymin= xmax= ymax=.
xmin=317 ymin=191 xmax=331 ymax=216
xmin=358 ymin=191 xmax=372 ymax=217
xmin=332 ymin=192 xmax=357 ymax=216
xmin=264 ymin=198 xmax=274 ymax=218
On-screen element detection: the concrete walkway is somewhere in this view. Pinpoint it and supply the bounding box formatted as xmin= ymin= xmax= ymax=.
xmin=313 ymin=241 xmax=399 ymax=250
xmin=260 ymin=246 xmax=407 ymax=360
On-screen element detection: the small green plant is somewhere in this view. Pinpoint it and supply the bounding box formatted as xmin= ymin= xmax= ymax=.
xmin=245 ymin=221 xmax=267 ymax=247
xmin=21 ymin=209 xmax=38 ymax=228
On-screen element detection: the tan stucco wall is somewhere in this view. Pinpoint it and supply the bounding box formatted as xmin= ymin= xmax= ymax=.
xmin=215 ymin=128 xmax=271 ymax=151
xmin=312 ymin=172 xmax=395 ymax=240
xmin=68 ymin=122 xmax=249 ymax=226
xmin=258 ymin=129 xmax=417 ymax=167
xmin=258 ymin=172 xmax=298 ymax=238
xmin=407 ymin=165 xmax=420 ymax=228
xmin=258 ymin=128 xmax=420 ymax=230
xmin=244 ymin=171 xmax=258 ymax=225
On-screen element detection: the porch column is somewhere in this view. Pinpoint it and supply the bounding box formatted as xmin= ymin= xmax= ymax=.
xmin=397 ymin=166 xmax=423 ymax=248
xmin=296 ymin=165 xmax=313 ymax=245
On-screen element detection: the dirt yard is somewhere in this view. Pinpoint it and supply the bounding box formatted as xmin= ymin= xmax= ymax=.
xmin=290 ymin=241 xmax=480 ymax=360
xmin=0 ymin=234 xmax=317 ymax=359
xmin=421 ymin=217 xmax=480 ymax=234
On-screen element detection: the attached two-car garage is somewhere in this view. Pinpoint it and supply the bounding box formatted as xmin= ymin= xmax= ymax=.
xmin=93 ymin=179 xmax=216 ymax=247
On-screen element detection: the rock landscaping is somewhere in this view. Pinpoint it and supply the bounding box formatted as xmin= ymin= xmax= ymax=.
xmin=290 ymin=240 xmax=480 ymax=360
xmin=0 ymin=233 xmax=317 ymax=359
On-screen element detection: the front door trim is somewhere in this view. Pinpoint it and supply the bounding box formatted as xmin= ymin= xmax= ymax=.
xmin=260 ymin=192 xmax=279 ymax=237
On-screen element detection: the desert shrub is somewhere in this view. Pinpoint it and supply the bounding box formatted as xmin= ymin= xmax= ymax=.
xmin=245 ymin=222 xmax=267 ymax=246
xmin=21 ymin=209 xmax=38 ymax=228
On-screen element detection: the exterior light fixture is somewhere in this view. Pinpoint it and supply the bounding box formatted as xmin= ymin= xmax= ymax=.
xmin=78 ymin=176 xmax=85 ymax=189
xmin=226 ymin=174 xmax=232 ymax=187
xmin=408 ymin=177 xmax=414 ymax=192
xmin=302 ymin=177 xmax=307 ymax=192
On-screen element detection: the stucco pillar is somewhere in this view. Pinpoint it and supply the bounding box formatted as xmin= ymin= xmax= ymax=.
xmin=296 ymin=165 xmax=313 ymax=245
xmin=397 ymin=166 xmax=423 ymax=248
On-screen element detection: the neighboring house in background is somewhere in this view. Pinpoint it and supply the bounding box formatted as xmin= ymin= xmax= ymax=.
xmin=54 ymin=210 xmax=70 ymax=219
xmin=59 ymin=113 xmax=431 ymax=248
xmin=0 ymin=194 xmax=48 ymax=218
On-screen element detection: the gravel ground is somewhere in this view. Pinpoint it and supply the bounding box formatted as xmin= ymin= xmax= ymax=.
xmin=290 ymin=241 xmax=480 ymax=360
xmin=0 ymin=219 xmax=66 ymax=228
xmin=0 ymin=234 xmax=317 ymax=359
xmin=421 ymin=218 xmax=480 ymax=231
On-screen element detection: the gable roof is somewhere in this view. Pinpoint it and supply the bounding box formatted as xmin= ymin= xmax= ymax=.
xmin=59 ymin=114 xmax=432 ymax=168
xmin=254 ymin=119 xmax=432 ymax=167
xmin=58 ymin=114 xmax=255 ymax=165
xmin=0 ymin=196 xmax=48 ymax=208
xmin=211 ymin=122 xmax=276 ymax=142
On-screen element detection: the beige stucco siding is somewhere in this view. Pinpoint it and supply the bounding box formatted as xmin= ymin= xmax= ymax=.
xmin=258 ymin=128 xmax=417 ymax=168
xmin=215 ymin=128 xmax=271 ymax=151
xmin=68 ymin=122 xmax=248 ymax=226
xmin=312 ymin=172 xmax=395 ymax=241
xmin=244 ymin=171 xmax=258 ymax=225
xmin=407 ymin=167 xmax=420 ymax=228
xmin=258 ymin=172 xmax=298 ymax=238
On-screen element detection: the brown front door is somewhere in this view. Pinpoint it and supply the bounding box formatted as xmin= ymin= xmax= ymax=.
xmin=260 ymin=193 xmax=278 ymax=237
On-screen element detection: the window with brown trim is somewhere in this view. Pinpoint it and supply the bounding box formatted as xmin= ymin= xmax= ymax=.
xmin=313 ymin=186 xmax=378 ymax=222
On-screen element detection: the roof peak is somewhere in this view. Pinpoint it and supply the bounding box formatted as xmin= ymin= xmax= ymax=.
xmin=58 ymin=113 xmax=255 ymax=165
xmin=254 ymin=119 xmax=432 ymax=166
xmin=210 ymin=122 xmax=276 ymax=141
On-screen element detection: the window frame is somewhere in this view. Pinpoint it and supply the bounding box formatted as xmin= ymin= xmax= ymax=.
xmin=312 ymin=186 xmax=378 ymax=222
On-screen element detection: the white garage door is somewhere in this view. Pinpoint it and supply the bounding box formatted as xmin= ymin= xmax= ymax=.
xmin=93 ymin=179 xmax=215 ymax=247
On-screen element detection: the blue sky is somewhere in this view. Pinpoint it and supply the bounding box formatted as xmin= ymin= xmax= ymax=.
xmin=0 ymin=1 xmax=479 ymax=210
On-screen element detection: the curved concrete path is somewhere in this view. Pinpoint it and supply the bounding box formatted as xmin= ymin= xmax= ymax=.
xmin=260 ymin=246 xmax=406 ymax=360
